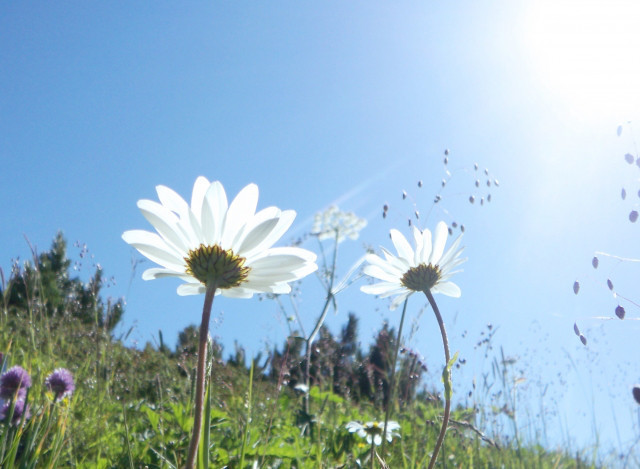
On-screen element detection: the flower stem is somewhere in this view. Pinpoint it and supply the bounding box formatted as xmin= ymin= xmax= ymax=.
xmin=424 ymin=290 xmax=451 ymax=469
xmin=370 ymin=439 xmax=376 ymax=469
xmin=380 ymin=298 xmax=408 ymax=455
xmin=185 ymin=284 xmax=216 ymax=469
xmin=304 ymin=236 xmax=338 ymax=414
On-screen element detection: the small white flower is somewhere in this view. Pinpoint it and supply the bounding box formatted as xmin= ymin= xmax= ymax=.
xmin=123 ymin=177 xmax=317 ymax=297
xmin=311 ymin=205 xmax=367 ymax=243
xmin=346 ymin=420 xmax=401 ymax=446
xmin=361 ymin=221 xmax=465 ymax=310
xmin=293 ymin=383 xmax=309 ymax=394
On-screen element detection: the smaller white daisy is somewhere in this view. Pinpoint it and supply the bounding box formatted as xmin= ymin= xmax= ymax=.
xmin=346 ymin=420 xmax=401 ymax=446
xmin=361 ymin=221 xmax=465 ymax=310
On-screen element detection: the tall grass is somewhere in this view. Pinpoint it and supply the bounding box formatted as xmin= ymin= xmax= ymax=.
xmin=0 ymin=233 xmax=629 ymax=467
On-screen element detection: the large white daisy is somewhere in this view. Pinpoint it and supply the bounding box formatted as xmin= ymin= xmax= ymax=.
xmin=122 ymin=176 xmax=317 ymax=297
xmin=361 ymin=221 xmax=465 ymax=309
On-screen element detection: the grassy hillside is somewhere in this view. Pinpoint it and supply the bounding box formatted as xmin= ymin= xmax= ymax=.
xmin=0 ymin=235 xmax=612 ymax=468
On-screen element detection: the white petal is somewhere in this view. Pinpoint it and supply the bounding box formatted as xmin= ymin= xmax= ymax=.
xmin=177 ymin=283 xmax=205 ymax=296
xmin=219 ymin=287 xmax=254 ymax=299
xmin=249 ymin=246 xmax=317 ymax=264
xmin=438 ymin=235 xmax=464 ymax=268
xmin=429 ymin=221 xmax=449 ymax=265
xmin=187 ymin=208 xmax=205 ymax=244
xmin=221 ymin=183 xmax=259 ymax=248
xmin=141 ymin=267 xmax=189 ymax=280
xmin=248 ymin=268 xmax=306 ymax=283
xmin=235 ymin=217 xmax=280 ymax=256
xmin=237 ymin=210 xmax=296 ymax=258
xmin=390 ymin=229 xmax=414 ymax=263
xmin=420 ymin=228 xmax=433 ymax=265
xmin=190 ymin=176 xmax=211 ymax=224
xmin=361 ymin=282 xmax=404 ymax=296
xmin=156 ymin=185 xmax=189 ymax=217
xmin=137 ymin=199 xmax=190 ymax=253
xmin=390 ymin=291 xmax=412 ymax=310
xmin=365 ymin=253 xmax=405 ymax=277
xmin=231 ymin=206 xmax=279 ymax=251
xmin=381 ymin=247 xmax=411 ymax=272
xmin=201 ymin=181 xmax=228 ymax=245
xmin=432 ymin=281 xmax=461 ymax=297
xmin=362 ymin=265 xmax=402 ymax=283
xmin=242 ymin=278 xmax=293 ymax=293
xmin=386 ymin=421 xmax=401 ymax=431
xmin=122 ymin=230 xmax=185 ymax=271
xmin=412 ymin=226 xmax=424 ymax=264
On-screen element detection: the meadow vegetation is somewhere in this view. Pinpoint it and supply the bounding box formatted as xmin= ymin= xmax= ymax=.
xmin=0 ymin=233 xmax=611 ymax=468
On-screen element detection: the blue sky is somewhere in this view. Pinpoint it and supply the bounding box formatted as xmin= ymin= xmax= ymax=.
xmin=2 ymin=1 xmax=640 ymax=459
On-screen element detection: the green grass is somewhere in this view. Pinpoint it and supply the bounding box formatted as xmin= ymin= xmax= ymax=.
xmin=0 ymin=234 xmax=625 ymax=468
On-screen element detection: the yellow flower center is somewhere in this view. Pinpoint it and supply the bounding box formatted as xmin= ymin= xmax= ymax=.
xmin=365 ymin=422 xmax=383 ymax=436
xmin=401 ymin=263 xmax=441 ymax=293
xmin=184 ymin=245 xmax=250 ymax=289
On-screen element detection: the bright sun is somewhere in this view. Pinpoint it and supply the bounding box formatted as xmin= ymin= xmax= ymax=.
xmin=525 ymin=0 xmax=640 ymax=119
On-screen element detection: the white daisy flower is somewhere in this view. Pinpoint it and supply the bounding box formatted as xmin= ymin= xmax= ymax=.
xmin=122 ymin=176 xmax=318 ymax=297
xmin=361 ymin=221 xmax=465 ymax=310
xmin=346 ymin=420 xmax=401 ymax=446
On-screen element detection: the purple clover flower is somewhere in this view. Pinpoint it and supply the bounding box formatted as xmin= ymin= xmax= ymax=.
xmin=0 ymin=366 xmax=31 ymax=400
xmin=0 ymin=398 xmax=30 ymax=424
xmin=45 ymin=368 xmax=75 ymax=401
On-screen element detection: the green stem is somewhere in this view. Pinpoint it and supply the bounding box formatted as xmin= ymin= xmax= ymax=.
xmin=185 ymin=284 xmax=216 ymax=469
xmin=370 ymin=439 xmax=376 ymax=469
xmin=425 ymin=290 xmax=451 ymax=469
xmin=380 ymin=298 xmax=408 ymax=455
xmin=304 ymin=234 xmax=339 ymax=414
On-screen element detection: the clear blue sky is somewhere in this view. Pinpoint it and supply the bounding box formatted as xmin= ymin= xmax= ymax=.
xmin=2 ymin=1 xmax=640 ymax=460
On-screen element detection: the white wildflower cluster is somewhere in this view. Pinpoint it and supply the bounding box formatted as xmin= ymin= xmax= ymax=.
xmin=311 ymin=205 xmax=367 ymax=244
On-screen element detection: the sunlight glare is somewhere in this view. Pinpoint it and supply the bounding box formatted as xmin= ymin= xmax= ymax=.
xmin=525 ymin=0 xmax=640 ymax=118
